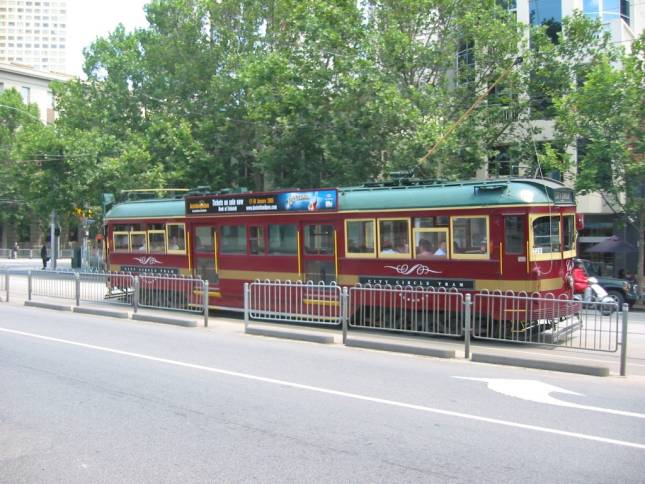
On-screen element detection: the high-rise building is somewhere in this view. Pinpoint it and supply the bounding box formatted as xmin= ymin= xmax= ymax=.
xmin=0 ymin=0 xmax=68 ymax=73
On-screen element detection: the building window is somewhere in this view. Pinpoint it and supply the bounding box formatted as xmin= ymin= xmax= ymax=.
xmin=529 ymin=0 xmax=562 ymax=43
xmin=20 ymin=86 xmax=30 ymax=103
xmin=488 ymin=146 xmax=520 ymax=177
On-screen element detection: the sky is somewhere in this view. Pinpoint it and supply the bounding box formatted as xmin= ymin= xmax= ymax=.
xmin=66 ymin=0 xmax=149 ymax=76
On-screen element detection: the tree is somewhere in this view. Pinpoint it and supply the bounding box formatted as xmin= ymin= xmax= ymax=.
xmin=555 ymin=33 xmax=645 ymax=288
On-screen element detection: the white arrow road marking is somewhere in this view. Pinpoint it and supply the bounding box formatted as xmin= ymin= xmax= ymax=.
xmin=456 ymin=377 xmax=645 ymax=419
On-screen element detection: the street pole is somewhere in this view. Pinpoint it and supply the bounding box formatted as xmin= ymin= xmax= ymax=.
xmin=50 ymin=210 xmax=57 ymax=270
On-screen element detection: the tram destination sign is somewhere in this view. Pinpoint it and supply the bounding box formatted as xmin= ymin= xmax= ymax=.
xmin=187 ymin=189 xmax=338 ymax=215
xmin=359 ymin=276 xmax=474 ymax=290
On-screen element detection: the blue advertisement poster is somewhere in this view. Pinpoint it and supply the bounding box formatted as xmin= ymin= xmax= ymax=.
xmin=276 ymin=190 xmax=337 ymax=212
xmin=187 ymin=189 xmax=337 ymax=214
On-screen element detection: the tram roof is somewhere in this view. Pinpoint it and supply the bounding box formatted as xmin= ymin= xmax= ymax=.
xmin=105 ymin=177 xmax=573 ymax=220
xmin=338 ymin=178 xmax=574 ymax=210
xmin=105 ymin=198 xmax=185 ymax=220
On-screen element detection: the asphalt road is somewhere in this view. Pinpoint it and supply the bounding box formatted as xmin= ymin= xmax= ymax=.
xmin=1 ymin=304 xmax=644 ymax=483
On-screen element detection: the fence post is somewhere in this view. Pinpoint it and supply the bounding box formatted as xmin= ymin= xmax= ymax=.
xmin=133 ymin=276 xmax=140 ymax=314
xmin=28 ymin=270 xmax=32 ymax=301
xmin=342 ymin=286 xmax=349 ymax=345
xmin=620 ymin=303 xmax=629 ymax=377
xmin=75 ymin=272 xmax=81 ymax=307
xmin=203 ymin=280 xmax=209 ymax=328
xmin=243 ymin=282 xmax=250 ymax=332
xmin=464 ymin=294 xmax=472 ymax=359
xmin=5 ymin=270 xmax=9 ymax=303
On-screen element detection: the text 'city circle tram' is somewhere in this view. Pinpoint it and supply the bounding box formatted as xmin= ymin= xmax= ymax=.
xmin=103 ymin=176 xmax=581 ymax=334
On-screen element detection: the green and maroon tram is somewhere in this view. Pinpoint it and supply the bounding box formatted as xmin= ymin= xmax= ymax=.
xmin=104 ymin=177 xmax=580 ymax=320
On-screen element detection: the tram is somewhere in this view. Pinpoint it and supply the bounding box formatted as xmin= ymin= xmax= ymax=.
xmin=103 ymin=176 xmax=581 ymax=323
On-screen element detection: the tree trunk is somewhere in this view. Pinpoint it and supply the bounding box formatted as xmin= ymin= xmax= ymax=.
xmin=638 ymin=207 xmax=644 ymax=303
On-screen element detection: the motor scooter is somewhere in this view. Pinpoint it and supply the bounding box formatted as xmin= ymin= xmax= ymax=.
xmin=572 ymin=277 xmax=617 ymax=315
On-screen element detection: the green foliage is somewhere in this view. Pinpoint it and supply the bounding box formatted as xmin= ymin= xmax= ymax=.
xmin=1 ymin=1 xmax=640 ymax=239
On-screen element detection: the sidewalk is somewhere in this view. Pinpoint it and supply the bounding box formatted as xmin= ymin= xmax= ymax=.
xmin=0 ymin=257 xmax=72 ymax=271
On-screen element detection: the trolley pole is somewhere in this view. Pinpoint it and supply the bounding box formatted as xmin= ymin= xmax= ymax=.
xmin=620 ymin=303 xmax=629 ymax=376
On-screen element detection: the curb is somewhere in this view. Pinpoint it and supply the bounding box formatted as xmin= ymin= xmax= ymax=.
xmin=131 ymin=313 xmax=198 ymax=327
xmin=346 ymin=338 xmax=455 ymax=359
xmin=471 ymin=353 xmax=609 ymax=377
xmin=245 ymin=325 xmax=335 ymax=344
xmin=72 ymin=306 xmax=129 ymax=319
xmin=24 ymin=300 xmax=71 ymax=311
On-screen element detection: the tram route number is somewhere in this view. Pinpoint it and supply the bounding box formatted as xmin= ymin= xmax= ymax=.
xmin=359 ymin=276 xmax=474 ymax=289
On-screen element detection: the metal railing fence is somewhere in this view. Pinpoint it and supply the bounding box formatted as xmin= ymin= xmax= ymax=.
xmin=348 ymin=284 xmax=464 ymax=337
xmin=30 ymin=270 xmax=77 ymax=301
xmin=137 ymin=274 xmax=205 ymax=314
xmin=4 ymin=273 xmax=632 ymax=374
xmin=248 ymin=280 xmax=343 ymax=325
xmin=13 ymin=269 xmax=207 ymax=323
xmin=472 ymin=290 xmax=619 ymax=352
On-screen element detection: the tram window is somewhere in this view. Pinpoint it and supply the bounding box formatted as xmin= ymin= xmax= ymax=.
xmin=148 ymin=223 xmax=164 ymax=231
xmin=167 ymin=224 xmax=186 ymax=252
xmin=131 ymin=232 xmax=147 ymax=252
xmin=414 ymin=230 xmax=449 ymax=259
xmin=379 ymin=219 xmax=410 ymax=257
xmin=195 ymin=226 xmax=213 ymax=252
xmin=563 ymin=215 xmax=575 ymax=251
xmin=268 ymin=224 xmax=297 ymax=255
xmin=114 ymin=224 xmax=142 ymax=232
xmin=304 ymin=224 xmax=334 ymax=255
xmin=148 ymin=231 xmax=166 ymax=253
xmin=249 ymin=226 xmax=265 ymax=255
xmin=113 ymin=232 xmax=129 ymax=252
xmin=415 ymin=216 xmax=449 ymax=228
xmin=220 ymin=225 xmax=247 ymax=254
xmin=532 ymin=216 xmax=561 ymax=254
xmin=346 ymin=219 xmax=375 ymax=256
xmin=504 ymin=216 xmax=525 ymax=254
xmin=451 ymin=216 xmax=488 ymax=257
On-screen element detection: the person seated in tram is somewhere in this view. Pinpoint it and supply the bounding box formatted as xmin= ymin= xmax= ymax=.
xmin=573 ymin=259 xmax=592 ymax=302
xmin=381 ymin=240 xmax=397 ymax=254
xmin=434 ymin=240 xmax=447 ymax=257
xmin=416 ymin=238 xmax=434 ymax=258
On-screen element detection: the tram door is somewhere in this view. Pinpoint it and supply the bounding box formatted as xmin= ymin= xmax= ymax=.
xmin=192 ymin=225 xmax=219 ymax=285
xmin=503 ymin=215 xmax=527 ymax=274
xmin=301 ymin=223 xmax=336 ymax=283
